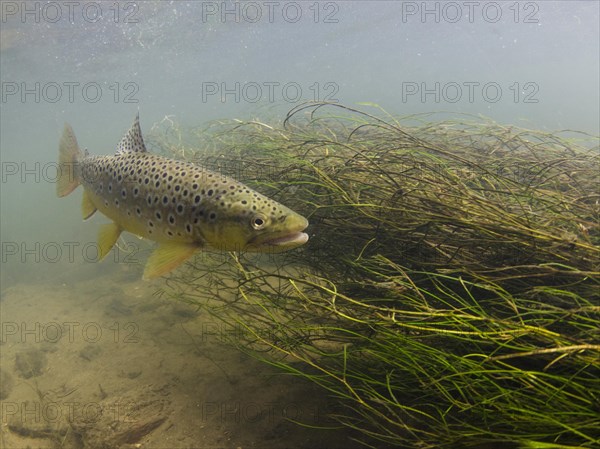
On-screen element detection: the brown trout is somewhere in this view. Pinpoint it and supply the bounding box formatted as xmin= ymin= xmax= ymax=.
xmin=56 ymin=114 xmax=309 ymax=279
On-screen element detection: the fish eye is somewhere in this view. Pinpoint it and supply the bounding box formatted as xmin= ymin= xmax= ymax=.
xmin=251 ymin=214 xmax=267 ymax=230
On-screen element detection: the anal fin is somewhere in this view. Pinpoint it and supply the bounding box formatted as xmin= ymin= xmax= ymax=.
xmin=82 ymin=190 xmax=97 ymax=220
xmin=97 ymin=222 xmax=122 ymax=261
xmin=143 ymin=242 xmax=199 ymax=280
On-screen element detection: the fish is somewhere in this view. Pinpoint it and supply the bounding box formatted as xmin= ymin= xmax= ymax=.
xmin=56 ymin=114 xmax=309 ymax=279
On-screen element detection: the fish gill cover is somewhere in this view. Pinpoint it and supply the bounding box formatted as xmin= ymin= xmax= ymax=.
xmin=154 ymin=102 xmax=600 ymax=449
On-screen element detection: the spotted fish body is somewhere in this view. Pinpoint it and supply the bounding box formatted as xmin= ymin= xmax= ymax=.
xmin=57 ymin=115 xmax=309 ymax=279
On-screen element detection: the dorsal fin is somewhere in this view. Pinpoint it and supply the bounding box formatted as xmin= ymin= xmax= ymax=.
xmin=116 ymin=113 xmax=147 ymax=154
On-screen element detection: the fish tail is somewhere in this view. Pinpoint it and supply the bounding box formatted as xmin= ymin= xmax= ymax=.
xmin=56 ymin=123 xmax=83 ymax=197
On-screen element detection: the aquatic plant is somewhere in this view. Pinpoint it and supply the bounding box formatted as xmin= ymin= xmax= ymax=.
xmin=153 ymin=103 xmax=600 ymax=448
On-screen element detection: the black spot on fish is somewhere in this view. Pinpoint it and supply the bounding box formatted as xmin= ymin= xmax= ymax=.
xmin=162 ymin=196 xmax=168 ymax=205
xmin=194 ymin=195 xmax=201 ymax=204
xmin=176 ymin=204 xmax=184 ymax=214
xmin=168 ymin=215 xmax=175 ymax=225
xmin=155 ymin=211 xmax=162 ymax=220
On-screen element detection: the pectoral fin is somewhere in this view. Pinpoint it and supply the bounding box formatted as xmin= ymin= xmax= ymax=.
xmin=143 ymin=242 xmax=199 ymax=280
xmin=97 ymin=222 xmax=122 ymax=261
xmin=82 ymin=190 xmax=97 ymax=220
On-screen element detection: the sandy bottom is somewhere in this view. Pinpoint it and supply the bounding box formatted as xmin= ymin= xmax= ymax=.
xmin=0 ymin=262 xmax=358 ymax=449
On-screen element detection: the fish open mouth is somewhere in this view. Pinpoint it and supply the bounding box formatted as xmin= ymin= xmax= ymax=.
xmin=249 ymin=230 xmax=309 ymax=249
xmin=261 ymin=231 xmax=309 ymax=247
xmin=247 ymin=217 xmax=309 ymax=252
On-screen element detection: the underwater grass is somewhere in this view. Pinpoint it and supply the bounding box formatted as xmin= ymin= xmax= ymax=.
xmin=152 ymin=103 xmax=599 ymax=448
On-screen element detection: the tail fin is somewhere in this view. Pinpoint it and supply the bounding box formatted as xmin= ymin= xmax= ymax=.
xmin=57 ymin=123 xmax=83 ymax=197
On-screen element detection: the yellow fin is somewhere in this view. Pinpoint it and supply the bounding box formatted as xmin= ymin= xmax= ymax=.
xmin=97 ymin=222 xmax=122 ymax=261
xmin=143 ymin=242 xmax=199 ymax=280
xmin=81 ymin=190 xmax=97 ymax=220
